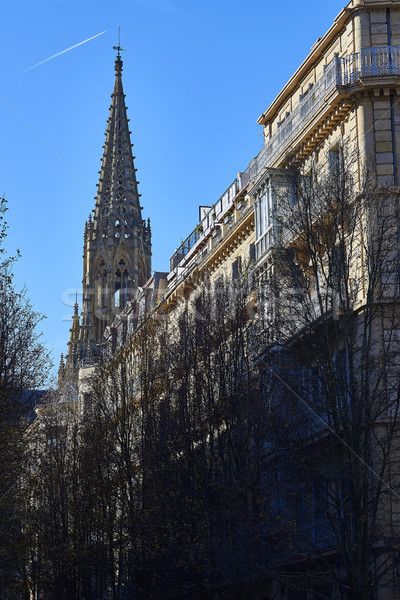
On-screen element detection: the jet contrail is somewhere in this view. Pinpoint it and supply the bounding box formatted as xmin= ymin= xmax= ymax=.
xmin=0 ymin=96 xmax=95 ymax=193
xmin=10 ymin=30 xmax=107 ymax=80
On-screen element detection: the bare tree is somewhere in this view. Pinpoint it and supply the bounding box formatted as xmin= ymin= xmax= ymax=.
xmin=76 ymin=273 xmax=271 ymax=599
xmin=257 ymin=151 xmax=400 ymax=600
xmin=20 ymin=149 xmax=400 ymax=600
xmin=0 ymin=197 xmax=51 ymax=598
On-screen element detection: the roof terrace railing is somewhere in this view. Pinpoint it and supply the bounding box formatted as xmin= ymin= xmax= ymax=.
xmin=169 ymin=179 xmax=239 ymax=272
xmin=243 ymin=46 xmax=400 ymax=182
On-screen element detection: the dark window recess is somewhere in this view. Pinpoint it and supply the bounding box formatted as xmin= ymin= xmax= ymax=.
xmin=290 ymin=185 xmax=297 ymax=207
xmin=329 ymin=147 xmax=339 ymax=173
xmin=83 ymin=393 xmax=92 ymax=413
xmin=214 ymin=275 xmax=224 ymax=292
xmin=249 ymin=244 xmax=256 ymax=261
xmin=232 ymin=257 xmax=242 ymax=279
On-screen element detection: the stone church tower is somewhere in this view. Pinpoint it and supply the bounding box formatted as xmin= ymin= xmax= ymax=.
xmin=59 ymin=49 xmax=151 ymax=382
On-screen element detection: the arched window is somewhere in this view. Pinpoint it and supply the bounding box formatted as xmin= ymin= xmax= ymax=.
xmin=115 ymin=268 xmax=121 ymax=307
xmin=115 ymin=261 xmax=129 ymax=308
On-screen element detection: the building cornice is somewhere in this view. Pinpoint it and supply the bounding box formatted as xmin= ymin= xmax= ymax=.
xmin=257 ymin=6 xmax=352 ymax=127
xmin=258 ymin=1 xmax=400 ymax=128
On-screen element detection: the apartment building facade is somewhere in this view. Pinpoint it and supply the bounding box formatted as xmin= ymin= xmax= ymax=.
xmin=141 ymin=0 xmax=400 ymax=321
xmin=136 ymin=2 xmax=400 ymax=598
xmin=58 ymin=1 xmax=400 ymax=598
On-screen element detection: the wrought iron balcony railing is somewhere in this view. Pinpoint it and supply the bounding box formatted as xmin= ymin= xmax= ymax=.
xmin=339 ymin=45 xmax=400 ymax=84
xmin=242 ymin=46 xmax=400 ymax=183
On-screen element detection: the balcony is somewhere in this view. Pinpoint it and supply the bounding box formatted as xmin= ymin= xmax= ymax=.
xmin=339 ymin=45 xmax=400 ymax=84
xmin=242 ymin=46 xmax=400 ymax=182
xmin=169 ymin=179 xmax=239 ymax=273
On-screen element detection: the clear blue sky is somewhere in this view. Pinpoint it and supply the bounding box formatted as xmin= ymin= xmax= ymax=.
xmin=0 ymin=0 xmax=346 ymax=376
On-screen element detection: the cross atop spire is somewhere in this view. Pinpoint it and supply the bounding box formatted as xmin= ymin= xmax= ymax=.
xmin=113 ymin=27 xmax=126 ymax=58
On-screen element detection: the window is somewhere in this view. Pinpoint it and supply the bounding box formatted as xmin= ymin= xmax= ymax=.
xmin=302 ymin=171 xmax=312 ymax=194
xmin=255 ymin=183 xmax=273 ymax=240
xmin=114 ymin=261 xmax=129 ymax=308
xmin=114 ymin=273 xmax=121 ymax=308
xmin=289 ymin=184 xmax=297 ymax=207
xmin=231 ymin=256 xmax=242 ymax=280
xmin=83 ymin=392 xmax=92 ymax=413
xmin=328 ymin=145 xmax=340 ymax=174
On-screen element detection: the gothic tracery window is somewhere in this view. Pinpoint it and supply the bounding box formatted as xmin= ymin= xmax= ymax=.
xmin=115 ymin=260 xmax=129 ymax=308
xmin=115 ymin=268 xmax=121 ymax=307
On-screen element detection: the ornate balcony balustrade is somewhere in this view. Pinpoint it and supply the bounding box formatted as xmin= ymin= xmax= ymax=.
xmin=339 ymin=45 xmax=400 ymax=84
xmin=242 ymin=46 xmax=400 ymax=183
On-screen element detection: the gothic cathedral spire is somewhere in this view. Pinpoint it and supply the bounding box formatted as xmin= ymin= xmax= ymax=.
xmin=62 ymin=49 xmax=152 ymax=377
